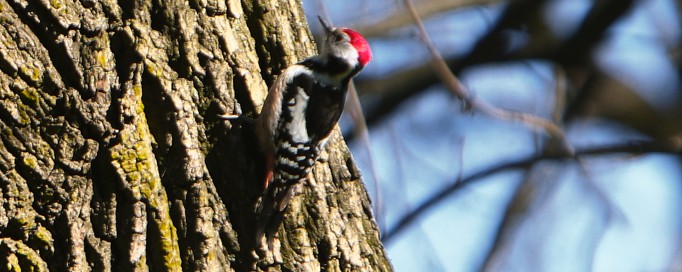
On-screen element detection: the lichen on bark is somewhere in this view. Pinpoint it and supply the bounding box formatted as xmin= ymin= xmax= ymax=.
xmin=0 ymin=0 xmax=392 ymax=270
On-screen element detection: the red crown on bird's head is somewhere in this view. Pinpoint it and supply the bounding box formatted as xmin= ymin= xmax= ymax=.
xmin=341 ymin=28 xmax=372 ymax=67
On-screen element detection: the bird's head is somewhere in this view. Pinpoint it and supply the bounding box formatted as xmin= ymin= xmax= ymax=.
xmin=318 ymin=17 xmax=372 ymax=69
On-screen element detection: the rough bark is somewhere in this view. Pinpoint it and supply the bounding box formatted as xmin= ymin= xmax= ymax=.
xmin=0 ymin=0 xmax=391 ymax=271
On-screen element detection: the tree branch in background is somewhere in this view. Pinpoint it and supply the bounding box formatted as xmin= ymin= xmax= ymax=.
xmin=479 ymin=65 xmax=571 ymax=269
xmin=403 ymin=0 xmax=572 ymax=153
xmin=356 ymin=0 xmax=502 ymax=37
xmin=356 ymin=0 xmax=637 ymax=129
xmin=454 ymin=0 xmax=549 ymax=69
xmin=551 ymin=0 xmax=635 ymax=66
xmin=348 ymin=81 xmax=385 ymax=229
xmin=382 ymin=137 xmax=682 ymax=243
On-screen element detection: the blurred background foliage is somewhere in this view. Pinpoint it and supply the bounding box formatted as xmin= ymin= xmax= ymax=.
xmin=303 ymin=0 xmax=682 ymax=271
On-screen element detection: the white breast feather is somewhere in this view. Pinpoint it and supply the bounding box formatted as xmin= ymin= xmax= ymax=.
xmin=282 ymin=66 xmax=311 ymax=143
xmin=286 ymin=88 xmax=310 ymax=142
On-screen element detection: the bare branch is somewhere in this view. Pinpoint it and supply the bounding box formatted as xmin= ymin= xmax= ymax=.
xmin=358 ymin=0 xmax=636 ymax=133
xmin=356 ymin=0 xmax=502 ymax=37
xmin=347 ymin=81 xmax=385 ymax=227
xmin=382 ymin=137 xmax=682 ymax=243
xmin=403 ymin=0 xmax=573 ymax=154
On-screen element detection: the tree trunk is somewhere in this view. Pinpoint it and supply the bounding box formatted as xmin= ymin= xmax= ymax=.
xmin=0 ymin=0 xmax=391 ymax=270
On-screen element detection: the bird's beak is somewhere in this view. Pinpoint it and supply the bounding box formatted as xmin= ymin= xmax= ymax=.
xmin=318 ymin=16 xmax=334 ymax=34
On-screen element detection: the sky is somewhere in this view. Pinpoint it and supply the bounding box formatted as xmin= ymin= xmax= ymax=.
xmin=303 ymin=0 xmax=682 ymax=271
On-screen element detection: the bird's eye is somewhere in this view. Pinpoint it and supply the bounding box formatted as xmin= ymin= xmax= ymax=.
xmin=334 ymin=34 xmax=344 ymax=42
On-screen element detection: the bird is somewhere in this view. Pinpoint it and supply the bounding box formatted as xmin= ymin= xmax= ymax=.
xmin=253 ymin=16 xmax=372 ymax=249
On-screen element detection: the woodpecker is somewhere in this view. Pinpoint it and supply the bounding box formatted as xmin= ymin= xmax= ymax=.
xmin=254 ymin=17 xmax=372 ymax=248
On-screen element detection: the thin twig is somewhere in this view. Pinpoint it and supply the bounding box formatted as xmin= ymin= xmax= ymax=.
xmin=403 ymin=0 xmax=573 ymax=154
xmin=382 ymin=138 xmax=682 ymax=243
xmin=348 ymin=81 xmax=384 ymax=227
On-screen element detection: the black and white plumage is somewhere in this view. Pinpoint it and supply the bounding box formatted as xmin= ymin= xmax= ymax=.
xmin=254 ymin=17 xmax=372 ymax=249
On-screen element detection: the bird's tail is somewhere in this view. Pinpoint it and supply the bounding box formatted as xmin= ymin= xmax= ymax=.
xmin=255 ymin=180 xmax=300 ymax=250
